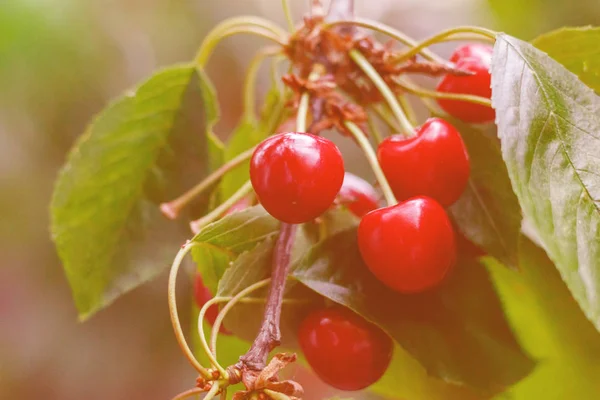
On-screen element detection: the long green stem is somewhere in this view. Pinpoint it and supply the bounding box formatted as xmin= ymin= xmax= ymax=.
xmin=397 ymin=94 xmax=418 ymax=126
xmin=160 ymin=148 xmax=255 ymax=219
xmin=344 ymin=121 xmax=397 ymax=206
xmin=171 ymin=387 xmax=207 ymax=400
xmin=324 ymin=17 xmax=446 ymax=64
xmin=202 ymin=382 xmax=221 ymax=400
xmin=243 ymin=46 xmax=282 ymax=120
xmin=371 ymin=105 xmax=401 ymax=132
xmin=195 ymin=17 xmax=287 ymax=67
xmin=392 ymin=26 xmax=497 ymax=64
xmin=296 ymin=65 xmax=325 ymax=132
xmin=168 ymin=243 xmax=212 ymax=380
xmin=396 ymin=77 xmax=492 ymax=107
xmin=209 ymin=279 xmax=272 ymax=357
xmin=366 ymin=114 xmax=384 ymax=145
xmin=197 ymin=297 xmax=229 ymax=378
xmin=281 ymin=0 xmax=295 ymax=32
xmin=190 ymin=180 xmax=254 ymax=234
xmin=349 ymin=49 xmax=415 ymax=136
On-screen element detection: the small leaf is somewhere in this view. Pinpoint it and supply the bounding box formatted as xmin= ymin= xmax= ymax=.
xmin=448 ymin=119 xmax=521 ymax=267
xmin=51 ymin=65 xmax=215 ymax=319
xmin=532 ymin=26 xmax=600 ymax=93
xmin=491 ymin=33 xmax=600 ymax=331
xmin=486 ymin=237 xmax=600 ymax=399
xmin=291 ymin=228 xmax=534 ymax=395
xmin=191 ymin=205 xmax=281 ymax=294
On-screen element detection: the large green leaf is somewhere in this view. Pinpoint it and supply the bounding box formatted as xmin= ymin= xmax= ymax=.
xmin=491 ymin=33 xmax=600 ymax=330
xmin=448 ymin=119 xmax=521 ymax=267
xmin=291 ymin=228 xmax=534 ymax=396
xmin=532 ymin=26 xmax=600 ymax=93
xmin=51 ymin=65 xmax=217 ymax=319
xmin=487 ymin=237 xmax=600 ymax=399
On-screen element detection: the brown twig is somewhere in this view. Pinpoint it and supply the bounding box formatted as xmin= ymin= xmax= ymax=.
xmin=237 ymin=223 xmax=298 ymax=370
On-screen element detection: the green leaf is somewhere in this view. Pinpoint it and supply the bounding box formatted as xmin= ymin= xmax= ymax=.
xmin=491 ymin=33 xmax=600 ymax=331
xmin=487 ymin=237 xmax=600 ymax=399
xmin=532 ymin=26 xmax=600 ymax=93
xmin=447 ymin=119 xmax=521 ymax=267
xmin=220 ymin=86 xmax=285 ymax=199
xmin=51 ymin=64 xmax=216 ymax=319
xmin=190 ymin=205 xmax=281 ymax=294
xmin=291 ymin=228 xmax=534 ymax=396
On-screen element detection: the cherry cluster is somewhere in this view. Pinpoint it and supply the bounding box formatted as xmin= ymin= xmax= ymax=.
xmin=248 ymin=43 xmax=492 ymax=391
xmin=189 ymin=40 xmax=493 ymax=394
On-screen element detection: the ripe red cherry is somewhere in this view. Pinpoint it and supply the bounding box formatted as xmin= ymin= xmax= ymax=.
xmin=250 ymin=132 xmax=344 ymax=224
xmin=436 ymin=57 xmax=495 ymax=124
xmin=358 ymin=196 xmax=456 ymax=293
xmin=337 ymin=172 xmax=380 ymax=217
xmin=449 ymin=43 xmax=493 ymax=64
xmin=194 ymin=275 xmax=230 ymax=335
xmin=377 ymin=118 xmax=469 ymax=207
xmin=298 ymin=307 xmax=393 ymax=391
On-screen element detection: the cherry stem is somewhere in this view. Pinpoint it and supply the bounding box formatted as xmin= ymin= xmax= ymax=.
xmin=366 ymin=114 xmax=384 ymax=145
xmin=396 ymin=77 xmax=492 ymax=107
xmin=190 ymin=180 xmax=254 ymax=234
xmin=323 ymin=17 xmax=446 ymax=65
xmin=349 ymin=49 xmax=415 ymax=137
xmin=244 ymin=46 xmax=283 ymax=121
xmin=209 ymin=279 xmax=284 ymax=357
xmin=171 ymin=387 xmax=207 ymax=400
xmin=371 ymin=105 xmax=401 ymax=132
xmin=281 ymin=0 xmax=295 ymax=32
xmin=168 ymin=242 xmax=212 ymax=380
xmin=344 ymin=121 xmax=397 ymax=206
xmin=195 ymin=17 xmax=288 ymax=67
xmin=160 ymin=148 xmax=255 ymax=220
xmin=263 ymin=389 xmax=292 ymax=400
xmin=296 ymin=65 xmax=326 ymax=132
xmin=238 ymin=223 xmax=298 ymax=371
xmin=392 ymin=26 xmax=497 ymax=64
xmin=202 ymin=382 xmax=221 ymax=400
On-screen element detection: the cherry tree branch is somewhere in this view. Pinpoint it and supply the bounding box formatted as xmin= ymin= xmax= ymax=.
xmin=237 ymin=223 xmax=298 ymax=370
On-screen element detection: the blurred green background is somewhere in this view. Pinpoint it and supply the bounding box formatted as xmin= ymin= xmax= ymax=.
xmin=1 ymin=1 xmax=600 ymax=399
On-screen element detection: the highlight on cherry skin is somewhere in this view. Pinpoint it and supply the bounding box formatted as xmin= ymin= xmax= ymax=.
xmin=298 ymin=306 xmax=393 ymax=391
xmin=358 ymin=196 xmax=457 ymax=293
xmin=194 ymin=274 xmax=230 ymax=335
xmin=250 ymin=132 xmax=345 ymax=224
xmin=336 ymin=172 xmax=381 ymax=217
xmin=436 ymin=45 xmax=495 ymax=124
xmin=377 ymin=117 xmax=470 ymax=207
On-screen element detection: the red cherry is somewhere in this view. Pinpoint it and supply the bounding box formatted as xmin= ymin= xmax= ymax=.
xmin=358 ymin=196 xmax=456 ymax=293
xmin=298 ymin=307 xmax=393 ymax=391
xmin=250 ymin=132 xmax=344 ymax=224
xmin=337 ymin=172 xmax=380 ymax=217
xmin=194 ymin=275 xmax=230 ymax=335
xmin=377 ymin=118 xmax=469 ymax=207
xmin=436 ymin=58 xmax=495 ymax=124
xmin=449 ymin=43 xmax=493 ymax=64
